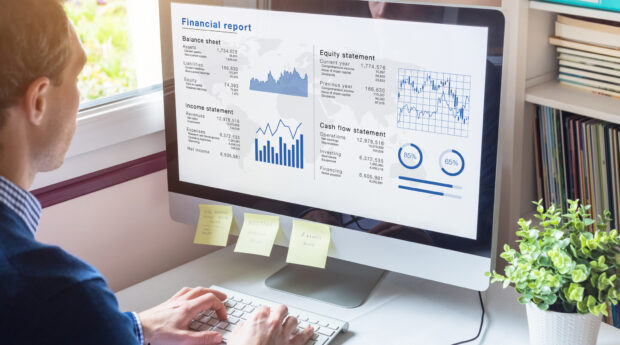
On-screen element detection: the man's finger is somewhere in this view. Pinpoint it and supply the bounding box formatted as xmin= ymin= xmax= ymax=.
xmin=269 ymin=304 xmax=288 ymax=328
xmin=187 ymin=293 xmax=227 ymax=321
xmin=251 ymin=306 xmax=270 ymax=322
xmin=282 ymin=315 xmax=298 ymax=335
xmin=182 ymin=330 xmax=223 ymax=345
xmin=183 ymin=287 xmax=227 ymax=301
xmin=171 ymin=286 xmax=193 ymax=299
xmin=291 ymin=325 xmax=314 ymax=345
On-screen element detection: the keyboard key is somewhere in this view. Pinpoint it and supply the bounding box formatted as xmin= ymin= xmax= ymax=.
xmin=318 ymin=321 xmax=329 ymax=327
xmin=225 ymin=301 xmax=237 ymax=308
xmin=189 ymin=321 xmax=203 ymax=330
xmin=308 ymin=318 xmax=318 ymax=324
xmin=217 ymin=322 xmax=229 ymax=329
xmin=244 ymin=305 xmax=255 ymax=313
xmin=228 ymin=316 xmax=240 ymax=324
xmin=225 ymin=323 xmax=234 ymax=331
xmin=207 ymin=319 xmax=219 ymax=326
xmin=199 ymin=315 xmax=211 ymax=323
xmin=317 ymin=328 xmax=334 ymax=337
xmin=327 ymin=323 xmax=339 ymax=330
xmin=316 ymin=335 xmax=329 ymax=345
xmin=232 ymin=310 xmax=243 ymax=317
xmin=210 ymin=328 xmax=231 ymax=341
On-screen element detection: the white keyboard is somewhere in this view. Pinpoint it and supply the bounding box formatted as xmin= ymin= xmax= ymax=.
xmin=189 ymin=285 xmax=348 ymax=345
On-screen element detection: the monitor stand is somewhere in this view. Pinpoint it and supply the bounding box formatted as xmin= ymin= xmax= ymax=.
xmin=265 ymin=257 xmax=385 ymax=308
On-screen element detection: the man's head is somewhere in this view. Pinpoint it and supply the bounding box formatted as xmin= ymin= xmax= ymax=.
xmin=0 ymin=0 xmax=86 ymax=179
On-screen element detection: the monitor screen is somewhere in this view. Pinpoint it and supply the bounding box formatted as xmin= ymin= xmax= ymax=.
xmin=165 ymin=0 xmax=504 ymax=258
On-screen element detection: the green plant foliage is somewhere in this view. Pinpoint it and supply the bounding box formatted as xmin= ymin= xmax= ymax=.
xmin=64 ymin=0 xmax=137 ymax=103
xmin=486 ymin=200 xmax=620 ymax=316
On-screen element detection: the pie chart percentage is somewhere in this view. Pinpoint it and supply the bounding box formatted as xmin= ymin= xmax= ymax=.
xmin=440 ymin=149 xmax=464 ymax=176
xmin=398 ymin=143 xmax=423 ymax=169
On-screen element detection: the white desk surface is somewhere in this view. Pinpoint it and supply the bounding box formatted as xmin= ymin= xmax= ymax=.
xmin=117 ymin=246 xmax=620 ymax=345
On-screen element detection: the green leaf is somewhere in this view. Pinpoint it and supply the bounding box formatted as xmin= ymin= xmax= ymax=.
xmin=567 ymin=283 xmax=584 ymax=302
xmin=571 ymin=264 xmax=589 ymax=283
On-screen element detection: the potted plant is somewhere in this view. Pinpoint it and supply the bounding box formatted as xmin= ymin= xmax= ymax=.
xmin=487 ymin=200 xmax=620 ymax=345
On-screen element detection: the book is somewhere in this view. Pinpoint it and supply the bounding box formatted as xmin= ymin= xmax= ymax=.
xmin=559 ymin=73 xmax=620 ymax=93
xmin=559 ymin=66 xmax=620 ymax=84
xmin=558 ymin=78 xmax=620 ymax=98
xmin=539 ymin=0 xmax=620 ymax=12
xmin=559 ymin=59 xmax=620 ymax=76
xmin=557 ymin=47 xmax=620 ymax=64
xmin=550 ymin=36 xmax=620 ymax=58
xmin=555 ymin=16 xmax=620 ymax=49
xmin=557 ymin=15 xmax=620 ymax=35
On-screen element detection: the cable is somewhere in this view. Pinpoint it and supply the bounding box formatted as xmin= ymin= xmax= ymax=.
xmin=452 ymin=291 xmax=485 ymax=345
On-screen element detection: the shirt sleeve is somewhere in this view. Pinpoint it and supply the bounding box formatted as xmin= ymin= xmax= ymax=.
xmin=126 ymin=311 xmax=145 ymax=345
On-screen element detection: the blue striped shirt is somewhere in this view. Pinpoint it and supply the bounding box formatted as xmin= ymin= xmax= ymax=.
xmin=0 ymin=176 xmax=41 ymax=235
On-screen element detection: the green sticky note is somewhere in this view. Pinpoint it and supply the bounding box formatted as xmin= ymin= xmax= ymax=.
xmin=234 ymin=213 xmax=280 ymax=256
xmin=286 ymin=220 xmax=331 ymax=269
xmin=193 ymin=204 xmax=234 ymax=246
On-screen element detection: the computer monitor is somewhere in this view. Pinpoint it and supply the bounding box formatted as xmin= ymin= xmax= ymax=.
xmin=160 ymin=0 xmax=504 ymax=306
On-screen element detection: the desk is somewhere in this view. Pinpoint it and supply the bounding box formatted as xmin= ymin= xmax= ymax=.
xmin=117 ymin=246 xmax=620 ymax=345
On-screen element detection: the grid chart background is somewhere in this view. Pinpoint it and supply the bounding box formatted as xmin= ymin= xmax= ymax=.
xmin=397 ymin=68 xmax=471 ymax=137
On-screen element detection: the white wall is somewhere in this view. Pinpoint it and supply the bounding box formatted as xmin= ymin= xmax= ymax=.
xmin=35 ymin=170 xmax=218 ymax=292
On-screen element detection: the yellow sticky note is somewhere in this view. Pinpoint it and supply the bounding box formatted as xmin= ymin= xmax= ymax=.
xmin=234 ymin=213 xmax=280 ymax=256
xmin=193 ymin=204 xmax=234 ymax=246
xmin=286 ymin=220 xmax=331 ymax=269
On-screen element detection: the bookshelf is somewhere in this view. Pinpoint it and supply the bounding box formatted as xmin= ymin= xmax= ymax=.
xmin=497 ymin=0 xmax=620 ymax=327
xmin=525 ymin=81 xmax=620 ymax=124
xmin=496 ymin=0 xmax=620 ymax=235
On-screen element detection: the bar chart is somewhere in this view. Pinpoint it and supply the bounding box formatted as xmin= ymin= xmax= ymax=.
xmin=254 ymin=120 xmax=304 ymax=169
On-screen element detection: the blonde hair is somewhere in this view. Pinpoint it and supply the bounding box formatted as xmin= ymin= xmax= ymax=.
xmin=0 ymin=0 xmax=72 ymax=125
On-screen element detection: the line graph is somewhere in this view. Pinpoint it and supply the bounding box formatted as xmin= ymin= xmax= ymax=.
xmin=397 ymin=68 xmax=471 ymax=137
xmin=249 ymin=68 xmax=308 ymax=98
xmin=255 ymin=120 xmax=303 ymax=169
xmin=256 ymin=119 xmax=302 ymax=140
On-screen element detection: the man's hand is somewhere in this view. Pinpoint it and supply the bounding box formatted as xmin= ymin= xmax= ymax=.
xmin=228 ymin=305 xmax=313 ymax=345
xmin=138 ymin=287 xmax=228 ymax=345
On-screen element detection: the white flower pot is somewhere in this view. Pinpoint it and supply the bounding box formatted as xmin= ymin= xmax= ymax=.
xmin=526 ymin=303 xmax=602 ymax=345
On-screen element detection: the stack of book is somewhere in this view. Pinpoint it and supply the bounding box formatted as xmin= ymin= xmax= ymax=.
xmin=534 ymin=105 xmax=620 ymax=328
xmin=548 ymin=15 xmax=620 ymax=98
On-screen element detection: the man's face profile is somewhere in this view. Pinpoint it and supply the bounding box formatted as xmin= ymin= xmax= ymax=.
xmin=33 ymin=27 xmax=87 ymax=172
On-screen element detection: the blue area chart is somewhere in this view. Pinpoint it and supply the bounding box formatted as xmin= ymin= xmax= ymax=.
xmin=255 ymin=120 xmax=304 ymax=169
xmin=397 ymin=68 xmax=471 ymax=137
xmin=249 ymin=68 xmax=308 ymax=97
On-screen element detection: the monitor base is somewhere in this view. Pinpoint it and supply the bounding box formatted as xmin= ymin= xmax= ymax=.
xmin=265 ymin=257 xmax=385 ymax=308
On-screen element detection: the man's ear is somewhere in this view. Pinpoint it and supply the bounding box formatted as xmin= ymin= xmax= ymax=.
xmin=22 ymin=77 xmax=51 ymax=126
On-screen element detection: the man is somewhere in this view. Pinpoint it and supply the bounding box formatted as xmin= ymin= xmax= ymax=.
xmin=0 ymin=1 xmax=313 ymax=344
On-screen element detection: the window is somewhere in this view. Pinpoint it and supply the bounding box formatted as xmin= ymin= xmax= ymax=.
xmin=65 ymin=0 xmax=162 ymax=110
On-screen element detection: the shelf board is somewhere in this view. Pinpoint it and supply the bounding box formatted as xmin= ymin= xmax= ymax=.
xmin=525 ymin=80 xmax=620 ymax=124
xmin=529 ymin=1 xmax=620 ymax=22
